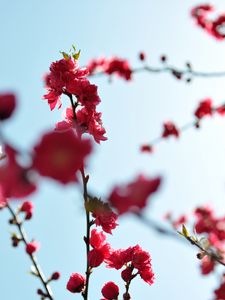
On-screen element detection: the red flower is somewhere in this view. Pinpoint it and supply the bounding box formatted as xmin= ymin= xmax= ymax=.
xmin=91 ymin=200 xmax=118 ymax=234
xmin=20 ymin=201 xmax=34 ymax=220
xmin=88 ymin=229 xmax=111 ymax=268
xmin=90 ymin=229 xmax=107 ymax=249
xmin=211 ymin=15 xmax=225 ymax=40
xmin=139 ymin=266 xmax=155 ymax=285
xmin=191 ymin=4 xmax=214 ymax=17
xmin=51 ymin=271 xmax=60 ymax=280
xmin=200 ymin=256 xmax=215 ymax=275
xmin=26 ymin=241 xmax=40 ymax=255
xmin=108 ymin=175 xmax=161 ymax=214
xmin=132 ymin=245 xmax=151 ymax=269
xmin=106 ymin=245 xmax=154 ymax=285
xmin=87 ymin=57 xmax=107 ymax=75
xmin=87 ymin=56 xmax=132 ymax=80
xmin=0 ymin=145 xmax=36 ymax=199
xmin=194 ymin=205 xmax=225 ymax=244
xmin=104 ymin=57 xmax=132 ymax=80
xmin=140 ymin=144 xmax=153 ymax=153
xmin=66 ymin=78 xmax=100 ymax=110
xmin=44 ymin=57 xmax=89 ymax=110
xmin=32 ymin=130 xmax=92 ymax=184
xmin=56 ymin=107 xmax=107 ymax=144
xmin=194 ymin=98 xmax=213 ymax=119
xmin=216 ymin=104 xmax=225 ymax=115
xmin=66 ymin=273 xmax=85 ymax=293
xmin=139 ymin=52 xmax=146 ymax=61
xmin=121 ymin=266 xmax=133 ymax=282
xmin=101 ymin=282 xmax=119 ymax=300
xmin=0 ymin=93 xmax=16 ymax=121
xmin=88 ymin=244 xmax=110 ymax=268
xmin=76 ymin=107 xmax=107 ymax=143
xmin=191 ymin=5 xmax=214 ymax=35
xmin=106 ymin=248 xmax=132 ymax=270
xmin=214 ymin=281 xmax=225 ymax=300
xmin=162 ymin=121 xmax=179 ymax=139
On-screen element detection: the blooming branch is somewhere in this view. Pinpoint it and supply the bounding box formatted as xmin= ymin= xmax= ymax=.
xmin=6 ymin=203 xmax=55 ymax=300
xmin=87 ymin=55 xmax=225 ymax=83
xmin=179 ymin=225 xmax=225 ymax=268
xmin=140 ymin=99 xmax=225 ymax=154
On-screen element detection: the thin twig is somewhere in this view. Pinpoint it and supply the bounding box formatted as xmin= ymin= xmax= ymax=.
xmin=135 ymin=213 xmax=181 ymax=241
xmin=88 ymin=64 xmax=225 ymax=80
xmin=186 ymin=236 xmax=225 ymax=267
xmin=6 ymin=203 xmax=54 ymax=300
xmin=136 ymin=213 xmax=225 ymax=268
xmin=142 ymin=103 xmax=225 ymax=149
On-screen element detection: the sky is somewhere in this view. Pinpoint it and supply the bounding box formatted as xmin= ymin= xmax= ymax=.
xmin=1 ymin=0 xmax=225 ymax=299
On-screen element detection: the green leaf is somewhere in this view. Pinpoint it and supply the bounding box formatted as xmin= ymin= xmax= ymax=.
xmin=60 ymin=51 xmax=70 ymax=60
xmin=72 ymin=49 xmax=81 ymax=60
xmin=182 ymin=224 xmax=190 ymax=238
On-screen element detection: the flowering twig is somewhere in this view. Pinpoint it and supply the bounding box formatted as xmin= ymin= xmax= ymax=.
xmin=6 ymin=203 xmax=54 ymax=300
xmin=179 ymin=226 xmax=225 ymax=268
xmin=88 ymin=62 xmax=225 ymax=81
xmin=137 ymin=213 xmax=225 ymax=268
xmin=64 ymin=92 xmax=93 ymax=300
xmin=141 ymin=101 xmax=225 ymax=153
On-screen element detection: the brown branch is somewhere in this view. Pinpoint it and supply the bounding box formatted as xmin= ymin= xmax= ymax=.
xmin=64 ymin=92 xmax=92 ymax=300
xmin=135 ymin=213 xmax=182 ymax=241
xmin=141 ymin=103 xmax=225 ymax=150
xmin=80 ymin=167 xmax=92 ymax=300
xmin=133 ymin=65 xmax=225 ymax=79
xmin=136 ymin=213 xmax=225 ymax=268
xmin=88 ymin=64 xmax=225 ymax=80
xmin=185 ymin=235 xmax=225 ymax=267
xmin=6 ymin=203 xmax=54 ymax=300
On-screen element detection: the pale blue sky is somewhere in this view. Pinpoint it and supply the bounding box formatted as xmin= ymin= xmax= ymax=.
xmin=1 ymin=1 xmax=225 ymax=299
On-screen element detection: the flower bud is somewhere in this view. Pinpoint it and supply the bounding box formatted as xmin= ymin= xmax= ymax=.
xmin=66 ymin=273 xmax=85 ymax=293
xmin=101 ymin=281 xmax=119 ymax=300
xmin=0 ymin=93 xmax=16 ymax=121
xmin=26 ymin=241 xmax=40 ymax=255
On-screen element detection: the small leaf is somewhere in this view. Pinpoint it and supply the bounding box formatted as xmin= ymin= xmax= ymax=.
xmin=72 ymin=49 xmax=81 ymax=60
xmin=182 ymin=224 xmax=190 ymax=238
xmin=60 ymin=51 xmax=70 ymax=60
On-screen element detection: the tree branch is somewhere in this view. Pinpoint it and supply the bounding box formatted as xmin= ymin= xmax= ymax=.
xmin=6 ymin=203 xmax=54 ymax=300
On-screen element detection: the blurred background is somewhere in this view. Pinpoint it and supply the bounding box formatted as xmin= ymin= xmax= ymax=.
xmin=1 ymin=0 xmax=225 ymax=299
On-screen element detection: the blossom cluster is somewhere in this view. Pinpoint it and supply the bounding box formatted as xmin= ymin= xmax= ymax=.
xmin=66 ymin=178 xmax=157 ymax=298
xmin=67 ymin=227 xmax=154 ymax=299
xmin=44 ymin=50 xmax=107 ymax=143
xmin=167 ymin=205 xmax=225 ymax=300
xmin=141 ymin=97 xmax=225 ymax=154
xmin=0 ymin=87 xmax=95 ymax=203
xmin=87 ymin=57 xmax=132 ymax=80
xmin=191 ymin=4 xmax=225 ymax=40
